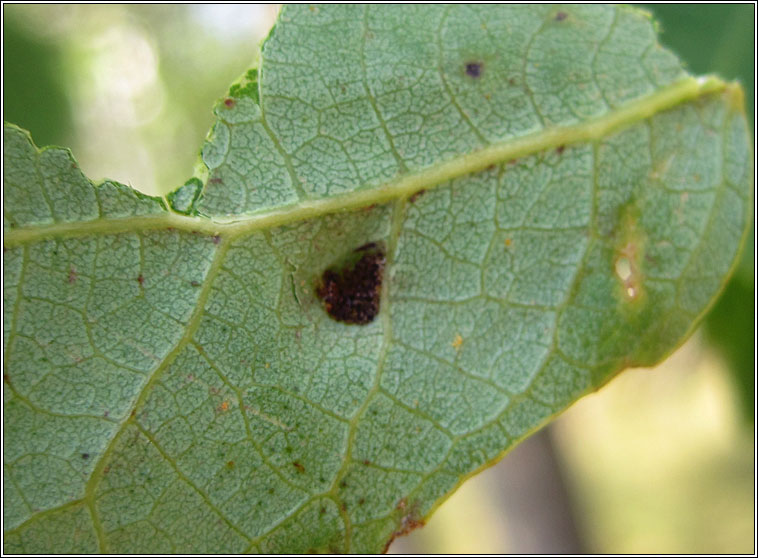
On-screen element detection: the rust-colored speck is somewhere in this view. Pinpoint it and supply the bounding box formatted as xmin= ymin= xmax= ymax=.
xmin=226 ymin=460 xmax=235 ymax=469
xmin=382 ymin=515 xmax=425 ymax=553
xmin=67 ymin=267 xmax=77 ymax=284
xmin=224 ymin=98 xmax=235 ymax=108
xmin=220 ymin=401 xmax=229 ymax=412
xmin=293 ymin=461 xmax=305 ymax=474
xmin=556 ymin=144 xmax=565 ymax=154
xmin=409 ymin=189 xmax=427 ymax=203
xmin=137 ymin=274 xmax=145 ymax=286
xmin=363 ymin=459 xmax=371 ymax=466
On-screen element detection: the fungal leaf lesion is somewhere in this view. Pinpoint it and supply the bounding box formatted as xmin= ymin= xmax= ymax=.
xmin=315 ymin=242 xmax=386 ymax=325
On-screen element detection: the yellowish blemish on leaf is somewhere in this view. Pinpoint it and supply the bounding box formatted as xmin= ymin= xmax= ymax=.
xmin=504 ymin=237 xmax=513 ymax=248
xmin=614 ymin=208 xmax=647 ymax=304
xmin=452 ymin=334 xmax=463 ymax=350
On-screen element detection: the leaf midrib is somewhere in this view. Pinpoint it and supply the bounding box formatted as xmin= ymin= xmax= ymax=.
xmin=3 ymin=75 xmax=731 ymax=249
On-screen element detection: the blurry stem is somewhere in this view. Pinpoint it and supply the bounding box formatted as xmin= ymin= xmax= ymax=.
xmin=494 ymin=425 xmax=585 ymax=553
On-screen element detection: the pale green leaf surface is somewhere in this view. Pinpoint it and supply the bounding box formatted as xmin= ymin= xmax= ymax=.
xmin=2 ymin=4 xmax=752 ymax=554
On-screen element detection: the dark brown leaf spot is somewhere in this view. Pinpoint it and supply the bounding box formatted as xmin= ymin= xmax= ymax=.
xmin=224 ymin=98 xmax=235 ymax=108
xmin=556 ymin=144 xmax=565 ymax=154
xmin=137 ymin=274 xmax=145 ymax=286
xmin=212 ymin=235 xmax=221 ymax=245
xmin=316 ymin=244 xmax=385 ymax=325
xmin=409 ymin=189 xmax=426 ymax=203
xmin=209 ymin=177 xmax=223 ymax=184
xmin=293 ymin=461 xmax=305 ymax=473
xmin=81 ymin=453 xmax=89 ymax=460
xmin=67 ymin=267 xmax=77 ymax=284
xmin=555 ymin=11 xmax=567 ymax=21
xmin=190 ymin=280 xmax=201 ymax=287
xmin=465 ymin=61 xmax=483 ymax=78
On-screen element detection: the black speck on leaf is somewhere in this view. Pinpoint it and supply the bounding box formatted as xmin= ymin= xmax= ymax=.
xmin=81 ymin=453 xmax=89 ymax=460
xmin=465 ymin=61 xmax=483 ymax=78
xmin=555 ymin=11 xmax=567 ymax=21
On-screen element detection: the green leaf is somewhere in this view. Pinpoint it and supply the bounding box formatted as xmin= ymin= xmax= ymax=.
xmin=3 ymin=5 xmax=752 ymax=553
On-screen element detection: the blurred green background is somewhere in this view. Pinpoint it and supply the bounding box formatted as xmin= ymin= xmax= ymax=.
xmin=3 ymin=4 xmax=754 ymax=553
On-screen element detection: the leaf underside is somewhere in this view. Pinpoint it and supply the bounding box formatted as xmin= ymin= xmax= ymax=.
xmin=2 ymin=5 xmax=752 ymax=554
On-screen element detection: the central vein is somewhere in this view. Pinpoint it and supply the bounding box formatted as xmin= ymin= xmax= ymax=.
xmin=3 ymin=76 xmax=729 ymax=248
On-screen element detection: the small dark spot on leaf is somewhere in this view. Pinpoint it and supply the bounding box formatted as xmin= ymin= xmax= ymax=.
xmin=81 ymin=453 xmax=89 ymax=460
xmin=509 ymin=77 xmax=518 ymax=86
xmin=319 ymin=507 xmax=326 ymax=515
xmin=556 ymin=144 xmax=565 ymax=154
xmin=486 ymin=164 xmax=496 ymax=171
xmin=212 ymin=235 xmax=221 ymax=245
xmin=268 ymin=487 xmax=275 ymax=495
xmin=226 ymin=460 xmax=235 ymax=469
xmin=224 ymin=98 xmax=235 ymax=108
xmin=71 ymin=163 xmax=78 ymax=169
xmin=103 ymin=410 xmax=109 ymax=418
xmin=285 ymin=446 xmax=293 ymax=454
xmin=363 ymin=459 xmax=371 ymax=466
xmin=130 ymin=409 xmax=136 ymax=418
xmin=103 ymin=465 xmax=110 ymax=474
xmin=316 ymin=244 xmax=385 ymax=325
xmin=358 ymin=498 xmax=365 ymax=505
xmin=555 ymin=11 xmax=567 ymax=21
xmin=340 ymin=502 xmax=348 ymax=512
xmin=465 ymin=61 xmax=483 ymax=78
xmin=67 ymin=267 xmax=77 ymax=284
xmin=137 ymin=274 xmax=144 ymax=286
xmin=293 ymin=461 xmax=305 ymax=473
xmin=409 ymin=189 xmax=426 ymax=203
xmin=339 ymin=480 xmax=347 ymax=488
xmin=190 ymin=280 xmax=201 ymax=287
xmin=209 ymin=177 xmax=223 ymax=185
xmin=3 ymin=374 xmax=10 ymax=385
